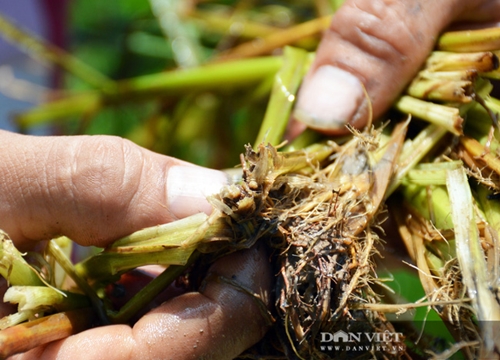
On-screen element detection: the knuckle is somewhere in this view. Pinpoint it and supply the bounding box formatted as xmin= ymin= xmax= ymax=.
xmin=61 ymin=135 xmax=145 ymax=230
xmin=330 ymin=0 xmax=429 ymax=65
xmin=72 ymin=136 xmax=141 ymax=208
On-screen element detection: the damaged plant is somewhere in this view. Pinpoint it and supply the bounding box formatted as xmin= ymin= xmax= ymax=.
xmin=2 ymin=4 xmax=500 ymax=360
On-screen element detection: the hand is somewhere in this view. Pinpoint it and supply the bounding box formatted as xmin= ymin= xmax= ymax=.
xmin=0 ymin=130 xmax=272 ymax=360
xmin=291 ymin=0 xmax=500 ymax=136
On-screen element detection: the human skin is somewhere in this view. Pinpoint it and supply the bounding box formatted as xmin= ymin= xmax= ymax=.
xmin=2 ymin=0 xmax=500 ymax=358
xmin=291 ymin=0 xmax=500 ymax=136
xmin=0 ymin=131 xmax=271 ymax=360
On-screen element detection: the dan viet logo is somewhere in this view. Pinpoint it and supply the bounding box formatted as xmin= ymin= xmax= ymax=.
xmin=320 ymin=330 xmax=405 ymax=353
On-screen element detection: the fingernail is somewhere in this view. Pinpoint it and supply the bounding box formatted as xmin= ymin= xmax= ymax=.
xmin=294 ymin=65 xmax=364 ymax=131
xmin=167 ymin=166 xmax=228 ymax=219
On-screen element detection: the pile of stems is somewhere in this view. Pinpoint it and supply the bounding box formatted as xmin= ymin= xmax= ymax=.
xmin=1 ymin=6 xmax=500 ymax=359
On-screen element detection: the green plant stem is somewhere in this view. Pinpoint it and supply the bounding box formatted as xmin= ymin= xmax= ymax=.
xmin=477 ymin=185 xmax=500 ymax=284
xmin=4 ymin=286 xmax=89 ymax=313
xmin=446 ymin=167 xmax=500 ymax=355
xmin=387 ymin=123 xmax=448 ymax=196
xmin=406 ymin=78 xmax=473 ymax=103
xmin=437 ymin=27 xmax=500 ymax=52
xmin=425 ymin=51 xmax=499 ymax=72
xmin=0 ymin=234 xmax=44 ymax=287
xmin=16 ymin=56 xmax=283 ymax=127
xmin=109 ymin=252 xmax=199 ymax=324
xmin=485 ymin=96 xmax=500 ymax=114
xmin=399 ymin=162 xmax=462 ymax=231
xmin=393 ymin=96 xmax=463 ymax=135
xmin=50 ymin=236 xmax=72 ymax=289
xmin=403 ymin=185 xmax=454 ymax=230
xmin=46 ymin=240 xmax=108 ymax=324
xmin=74 ymin=213 xmax=227 ymax=280
xmin=110 ymin=213 xmax=208 ymax=248
xmin=460 ymin=136 xmax=500 ymax=176
xmin=188 ymin=9 xmax=277 ymax=39
xmin=417 ymin=69 xmax=478 ymax=81
xmin=150 ymin=0 xmax=204 ymax=68
xmin=75 ymin=242 xmax=197 ymax=281
xmin=403 ymin=161 xmax=463 ymax=186
xmin=0 ymin=13 xmax=114 ymax=91
xmin=254 ymin=46 xmax=308 ymax=147
xmin=0 ymin=310 xmax=36 ymax=331
xmin=284 ymin=128 xmax=323 ymax=151
xmin=101 ymin=56 xmax=283 ymax=97
xmin=483 ymin=69 xmax=500 ymax=79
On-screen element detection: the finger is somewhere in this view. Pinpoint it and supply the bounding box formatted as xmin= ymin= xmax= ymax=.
xmin=292 ymin=0 xmax=494 ymax=134
xmin=13 ymin=244 xmax=272 ymax=360
xmin=0 ymin=130 xmax=228 ymax=249
xmin=455 ymin=0 xmax=500 ymax=22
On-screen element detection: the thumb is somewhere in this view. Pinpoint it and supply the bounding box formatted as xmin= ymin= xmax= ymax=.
xmin=0 ymin=130 xmax=228 ymax=249
xmin=293 ymin=0 xmax=486 ymax=134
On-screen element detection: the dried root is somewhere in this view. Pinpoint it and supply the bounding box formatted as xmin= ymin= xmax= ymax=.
xmin=214 ymin=125 xmax=409 ymax=359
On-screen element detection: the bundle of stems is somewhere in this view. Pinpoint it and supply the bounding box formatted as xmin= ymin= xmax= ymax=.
xmin=389 ymin=26 xmax=500 ymax=360
xmin=2 ymin=4 xmax=500 ymax=358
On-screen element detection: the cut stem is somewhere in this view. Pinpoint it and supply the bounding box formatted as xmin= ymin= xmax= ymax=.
xmin=4 ymin=286 xmax=89 ymax=313
xmin=437 ymin=27 xmax=500 ymax=52
xmin=0 ymin=234 xmax=44 ymax=287
xmin=460 ymin=136 xmax=500 ymax=176
xmin=406 ymin=78 xmax=474 ymax=103
xmin=425 ymin=51 xmax=499 ymax=73
xmin=417 ymin=69 xmax=478 ymax=81
xmin=393 ymin=96 xmax=463 ymax=135
xmin=0 ymin=308 xmax=96 ymax=359
xmin=0 ymin=310 xmax=36 ymax=331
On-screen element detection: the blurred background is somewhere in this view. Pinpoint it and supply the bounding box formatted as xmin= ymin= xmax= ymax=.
xmin=0 ymin=0 xmax=336 ymax=168
xmin=0 ymin=0 xmax=60 ymax=134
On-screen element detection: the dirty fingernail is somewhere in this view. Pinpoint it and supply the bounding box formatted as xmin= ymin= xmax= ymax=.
xmin=294 ymin=65 xmax=365 ymax=131
xmin=167 ymin=166 xmax=228 ymax=219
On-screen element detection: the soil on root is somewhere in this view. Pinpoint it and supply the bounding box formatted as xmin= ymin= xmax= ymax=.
xmin=215 ymin=129 xmax=408 ymax=359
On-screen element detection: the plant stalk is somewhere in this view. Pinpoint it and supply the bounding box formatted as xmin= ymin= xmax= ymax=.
xmin=16 ymin=56 xmax=283 ymax=127
xmin=0 ymin=308 xmax=96 ymax=359
xmin=437 ymin=27 xmax=500 ymax=52
xmin=406 ymin=78 xmax=474 ymax=103
xmin=393 ymin=96 xmax=463 ymax=135
xmin=109 ymin=252 xmax=199 ymax=324
xmin=254 ymin=46 xmax=308 ymax=147
xmin=446 ymin=167 xmax=500 ymax=356
xmin=216 ymin=15 xmax=331 ymax=60
xmin=425 ymin=51 xmax=499 ymax=73
xmin=0 ymin=234 xmax=44 ymax=287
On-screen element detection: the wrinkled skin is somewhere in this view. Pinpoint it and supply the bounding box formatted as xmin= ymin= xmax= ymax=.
xmin=0 ymin=131 xmax=271 ymax=360
xmin=291 ymin=0 xmax=500 ymax=136
xmin=1 ymin=0 xmax=500 ymax=358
